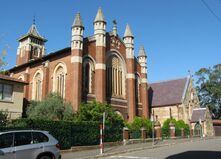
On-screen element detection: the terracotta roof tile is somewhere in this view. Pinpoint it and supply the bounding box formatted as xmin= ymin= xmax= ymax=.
xmin=148 ymin=77 xmax=188 ymax=107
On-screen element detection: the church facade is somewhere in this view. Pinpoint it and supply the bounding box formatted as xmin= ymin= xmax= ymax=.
xmin=9 ymin=8 xmax=149 ymax=122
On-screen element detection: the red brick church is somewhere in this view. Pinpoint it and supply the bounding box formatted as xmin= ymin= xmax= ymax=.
xmin=9 ymin=8 xmax=149 ymax=122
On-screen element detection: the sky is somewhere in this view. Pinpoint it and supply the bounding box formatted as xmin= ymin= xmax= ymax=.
xmin=0 ymin=0 xmax=221 ymax=83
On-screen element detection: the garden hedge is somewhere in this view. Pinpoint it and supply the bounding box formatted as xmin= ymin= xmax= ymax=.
xmin=0 ymin=118 xmax=123 ymax=149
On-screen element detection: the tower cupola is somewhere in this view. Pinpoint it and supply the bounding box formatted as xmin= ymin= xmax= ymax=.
xmin=16 ymin=19 xmax=47 ymax=66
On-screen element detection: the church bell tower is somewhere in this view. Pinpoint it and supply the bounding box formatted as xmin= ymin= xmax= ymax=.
xmin=16 ymin=19 xmax=47 ymax=66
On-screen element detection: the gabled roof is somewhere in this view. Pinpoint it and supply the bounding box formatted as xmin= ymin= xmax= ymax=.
xmin=0 ymin=74 xmax=27 ymax=84
xmin=191 ymin=108 xmax=207 ymax=122
xmin=148 ymin=77 xmax=189 ymax=107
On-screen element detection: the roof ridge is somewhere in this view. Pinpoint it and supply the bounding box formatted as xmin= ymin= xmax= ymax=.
xmin=149 ymin=77 xmax=188 ymax=85
xmin=181 ymin=76 xmax=190 ymax=103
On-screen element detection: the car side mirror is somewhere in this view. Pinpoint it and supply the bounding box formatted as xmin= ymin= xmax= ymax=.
xmin=0 ymin=150 xmax=5 ymax=155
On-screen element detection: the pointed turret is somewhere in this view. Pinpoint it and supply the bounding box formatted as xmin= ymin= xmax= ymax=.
xmin=138 ymin=46 xmax=147 ymax=68
xmin=123 ymin=24 xmax=134 ymax=59
xmin=124 ymin=24 xmax=133 ymax=38
xmin=71 ymin=12 xmax=84 ymax=111
xmin=138 ymin=46 xmax=147 ymax=57
xmin=72 ymin=12 xmax=84 ymax=29
xmin=94 ymin=7 xmax=106 ymax=23
xmin=93 ymin=7 xmax=106 ymax=103
xmin=94 ymin=7 xmax=106 ymax=46
xmin=71 ymin=12 xmax=84 ymax=50
xmin=137 ymin=46 xmax=149 ymax=119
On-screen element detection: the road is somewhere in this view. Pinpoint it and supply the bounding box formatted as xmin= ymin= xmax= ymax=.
xmin=104 ymin=138 xmax=221 ymax=159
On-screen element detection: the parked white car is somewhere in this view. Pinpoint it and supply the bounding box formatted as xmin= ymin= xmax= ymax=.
xmin=0 ymin=130 xmax=61 ymax=159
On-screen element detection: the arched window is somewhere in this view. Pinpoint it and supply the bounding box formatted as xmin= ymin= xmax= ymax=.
xmin=82 ymin=58 xmax=95 ymax=95
xmin=54 ymin=66 xmax=65 ymax=98
xmin=32 ymin=71 xmax=43 ymax=101
xmin=135 ymin=74 xmax=141 ymax=103
xmin=106 ymin=54 xmax=125 ymax=98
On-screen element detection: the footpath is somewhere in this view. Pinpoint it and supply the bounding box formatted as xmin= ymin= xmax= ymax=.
xmin=61 ymin=137 xmax=211 ymax=159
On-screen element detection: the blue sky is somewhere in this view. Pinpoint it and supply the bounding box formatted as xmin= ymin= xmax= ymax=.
xmin=0 ymin=0 xmax=221 ymax=83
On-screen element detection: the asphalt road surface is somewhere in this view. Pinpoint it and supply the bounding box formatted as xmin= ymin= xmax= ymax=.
xmin=104 ymin=138 xmax=221 ymax=159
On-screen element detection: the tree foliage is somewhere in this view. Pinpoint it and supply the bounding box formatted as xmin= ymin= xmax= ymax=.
xmin=162 ymin=118 xmax=189 ymax=137
xmin=126 ymin=117 xmax=152 ymax=137
xmin=0 ymin=110 xmax=8 ymax=126
xmin=195 ymin=64 xmax=221 ymax=119
xmin=75 ymin=101 xmax=124 ymax=124
xmin=126 ymin=117 xmax=152 ymax=132
xmin=27 ymin=93 xmax=74 ymax=121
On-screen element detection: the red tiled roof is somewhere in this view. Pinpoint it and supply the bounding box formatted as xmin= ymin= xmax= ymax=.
xmin=148 ymin=77 xmax=188 ymax=107
xmin=191 ymin=108 xmax=206 ymax=122
xmin=0 ymin=74 xmax=27 ymax=84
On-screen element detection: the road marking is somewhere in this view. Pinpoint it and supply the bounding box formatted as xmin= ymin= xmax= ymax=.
xmin=109 ymin=156 xmax=155 ymax=159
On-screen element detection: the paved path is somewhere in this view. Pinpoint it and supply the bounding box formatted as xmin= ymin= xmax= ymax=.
xmin=61 ymin=137 xmax=212 ymax=159
xmin=104 ymin=138 xmax=221 ymax=159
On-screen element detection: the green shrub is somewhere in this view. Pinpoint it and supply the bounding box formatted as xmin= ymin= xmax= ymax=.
xmin=126 ymin=117 xmax=152 ymax=138
xmin=27 ymin=93 xmax=75 ymax=121
xmin=162 ymin=118 xmax=176 ymax=138
xmin=0 ymin=110 xmax=8 ymax=126
xmin=176 ymin=120 xmax=190 ymax=136
xmin=76 ymin=101 xmax=123 ymax=123
xmin=162 ymin=118 xmax=190 ymax=138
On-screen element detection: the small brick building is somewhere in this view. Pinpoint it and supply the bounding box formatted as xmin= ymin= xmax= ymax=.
xmin=8 ymin=8 xmax=149 ymax=121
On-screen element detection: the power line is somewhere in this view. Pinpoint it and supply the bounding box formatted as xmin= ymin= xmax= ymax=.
xmin=201 ymin=0 xmax=221 ymax=24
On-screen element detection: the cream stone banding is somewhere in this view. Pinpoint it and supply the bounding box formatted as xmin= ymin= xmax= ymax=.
xmin=141 ymin=67 xmax=147 ymax=74
xmin=141 ymin=78 xmax=147 ymax=83
xmin=95 ymin=63 xmax=106 ymax=70
xmin=126 ymin=73 xmax=135 ymax=79
xmin=71 ymin=56 xmax=82 ymax=63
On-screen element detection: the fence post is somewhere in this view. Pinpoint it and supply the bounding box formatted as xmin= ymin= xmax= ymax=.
xmin=169 ymin=122 xmax=176 ymax=139
xmin=123 ymin=127 xmax=129 ymax=145
xmin=154 ymin=121 xmax=161 ymax=139
xmin=141 ymin=127 xmax=147 ymax=141
xmin=190 ymin=129 xmax=193 ymax=137
xmin=181 ymin=128 xmax=184 ymax=138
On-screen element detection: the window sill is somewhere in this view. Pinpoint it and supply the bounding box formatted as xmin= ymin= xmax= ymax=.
xmin=109 ymin=97 xmax=127 ymax=103
xmin=0 ymin=100 xmax=14 ymax=103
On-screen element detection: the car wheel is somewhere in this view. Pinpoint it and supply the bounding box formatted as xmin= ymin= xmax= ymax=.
xmin=39 ymin=156 xmax=51 ymax=159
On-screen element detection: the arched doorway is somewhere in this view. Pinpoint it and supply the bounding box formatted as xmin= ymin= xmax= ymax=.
xmin=194 ymin=122 xmax=202 ymax=136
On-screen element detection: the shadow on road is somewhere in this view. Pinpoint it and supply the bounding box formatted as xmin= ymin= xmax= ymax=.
xmin=166 ymin=151 xmax=221 ymax=159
